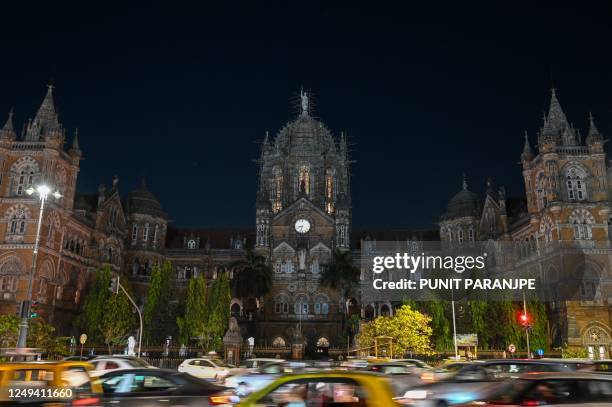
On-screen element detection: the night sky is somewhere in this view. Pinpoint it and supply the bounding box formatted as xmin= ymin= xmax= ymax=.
xmin=1 ymin=2 xmax=611 ymax=229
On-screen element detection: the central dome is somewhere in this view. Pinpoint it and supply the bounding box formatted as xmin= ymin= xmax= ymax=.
xmin=275 ymin=115 xmax=336 ymax=155
xmin=441 ymin=184 xmax=481 ymax=221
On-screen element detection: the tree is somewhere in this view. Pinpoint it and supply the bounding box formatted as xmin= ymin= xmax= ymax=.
xmin=527 ymin=301 xmax=548 ymax=352
xmin=468 ymin=301 xmax=489 ymax=349
xmin=100 ymin=273 xmax=136 ymax=354
xmin=77 ymin=265 xmax=112 ymax=345
xmin=143 ymin=261 xmax=174 ymax=345
xmin=320 ymin=249 xmax=360 ymax=296
xmin=176 ymin=274 xmax=207 ymax=346
xmin=357 ymin=304 xmax=433 ymax=356
xmin=0 ymin=314 xmax=19 ymax=347
xmin=230 ymin=249 xmax=272 ymax=299
xmin=203 ymin=271 xmax=231 ymax=351
xmin=28 ymin=319 xmax=70 ymax=356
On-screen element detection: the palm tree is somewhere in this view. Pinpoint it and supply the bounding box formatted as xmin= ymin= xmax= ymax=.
xmin=319 ymin=249 xmax=360 ymax=296
xmin=230 ymin=249 xmax=272 ymax=299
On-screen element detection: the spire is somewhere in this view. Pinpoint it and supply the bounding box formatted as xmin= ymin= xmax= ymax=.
xmin=0 ymin=108 xmax=16 ymax=139
xmin=521 ymin=131 xmax=534 ymax=161
xmin=25 ymin=84 xmax=61 ymax=141
xmin=545 ymin=88 xmax=569 ymax=133
xmin=339 ymin=131 xmax=347 ymax=157
xmin=70 ymin=128 xmax=82 ymax=154
xmin=462 ymin=173 xmax=468 ymax=191
xmin=586 ymin=112 xmax=603 ymax=144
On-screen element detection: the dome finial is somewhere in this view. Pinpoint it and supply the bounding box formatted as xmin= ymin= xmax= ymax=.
xmin=462 ymin=173 xmax=468 ymax=190
xmin=300 ymin=86 xmax=309 ymax=117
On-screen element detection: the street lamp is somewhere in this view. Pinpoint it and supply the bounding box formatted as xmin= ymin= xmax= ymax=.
xmin=16 ymin=184 xmax=62 ymax=349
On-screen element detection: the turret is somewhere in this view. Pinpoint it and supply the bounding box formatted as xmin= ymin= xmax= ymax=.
xmin=0 ymin=109 xmax=16 ymax=140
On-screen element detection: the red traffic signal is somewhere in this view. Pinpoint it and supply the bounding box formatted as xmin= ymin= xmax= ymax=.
xmin=518 ymin=311 xmax=531 ymax=327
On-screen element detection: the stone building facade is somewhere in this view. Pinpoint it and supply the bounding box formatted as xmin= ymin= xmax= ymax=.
xmin=0 ymin=86 xmax=610 ymax=358
xmin=438 ymin=89 xmax=612 ymax=358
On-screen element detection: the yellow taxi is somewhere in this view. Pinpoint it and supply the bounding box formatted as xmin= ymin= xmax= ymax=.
xmin=235 ymin=370 xmax=398 ymax=406
xmin=0 ymin=360 xmax=102 ymax=405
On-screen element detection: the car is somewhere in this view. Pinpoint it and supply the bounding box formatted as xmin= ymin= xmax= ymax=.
xmin=241 ymin=358 xmax=285 ymax=370
xmin=178 ymin=357 xmax=241 ymax=381
xmin=362 ymin=362 xmax=425 ymax=396
xmin=89 ymin=356 xmax=156 ymax=377
xmin=399 ymin=359 xmax=578 ymax=406
xmin=96 ymin=368 xmax=226 ymax=406
xmin=396 ymin=359 xmax=435 ymax=370
xmin=237 ymin=370 xmax=398 ymax=406
xmin=62 ymin=355 xmax=94 ymax=361
xmin=419 ymin=361 xmax=475 ymax=383
xmin=593 ymin=359 xmax=612 ymax=374
xmin=0 ymin=360 xmax=103 ymax=406
xmin=224 ymin=360 xmax=312 ymax=396
xmin=456 ymin=372 xmax=612 ymax=406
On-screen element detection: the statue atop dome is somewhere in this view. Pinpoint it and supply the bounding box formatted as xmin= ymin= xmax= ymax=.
xmin=300 ymin=87 xmax=309 ymax=116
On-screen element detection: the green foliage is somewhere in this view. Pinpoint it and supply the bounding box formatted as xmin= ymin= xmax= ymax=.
xmin=230 ymin=249 xmax=272 ymax=299
xmin=561 ymin=343 xmax=589 ymax=358
xmin=468 ymin=301 xmax=489 ymax=349
xmin=320 ymin=250 xmax=360 ymax=296
xmin=100 ymin=273 xmax=136 ymax=353
xmin=77 ymin=265 xmax=112 ymax=345
xmin=143 ymin=261 xmax=175 ymax=345
xmin=0 ymin=315 xmax=68 ymax=355
xmin=0 ymin=314 xmax=19 ymax=347
xmin=527 ymin=301 xmax=548 ymax=352
xmin=357 ymin=304 xmax=433 ymax=356
xmin=425 ymin=301 xmax=453 ymax=351
xmin=203 ymin=271 xmax=231 ymax=352
xmin=177 ymin=274 xmax=208 ymax=345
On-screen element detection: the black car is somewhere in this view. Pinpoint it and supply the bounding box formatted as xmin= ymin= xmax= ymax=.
xmin=96 ymin=368 xmax=226 ymax=406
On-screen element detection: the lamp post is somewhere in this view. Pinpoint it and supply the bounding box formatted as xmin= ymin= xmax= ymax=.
xmin=16 ymin=184 xmax=62 ymax=349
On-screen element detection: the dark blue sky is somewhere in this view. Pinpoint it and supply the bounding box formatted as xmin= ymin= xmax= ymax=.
xmin=1 ymin=1 xmax=611 ymax=229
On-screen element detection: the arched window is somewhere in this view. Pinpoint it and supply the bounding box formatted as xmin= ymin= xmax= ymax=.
xmin=271 ymin=166 xmax=283 ymax=213
xmin=458 ymin=229 xmax=464 ymax=243
xmin=11 ymin=157 xmax=39 ymax=196
xmin=468 ymin=227 xmax=474 ymax=241
xmin=143 ymin=223 xmax=150 ymax=242
xmin=566 ymin=166 xmax=587 ymax=201
xmin=271 ymin=336 xmax=286 ymax=347
xmin=153 ymin=224 xmax=159 ymax=246
xmin=310 ymin=260 xmax=320 ymax=274
xmin=325 ymin=168 xmax=335 ymax=214
xmin=569 ymin=209 xmax=595 ymax=240
xmin=536 ymin=172 xmax=547 ymax=210
xmin=298 ymin=165 xmax=310 ymax=195
xmin=540 ymin=215 xmax=554 ymax=243
xmin=294 ymin=296 xmax=309 ymax=315
xmin=316 ymin=337 xmax=330 ymax=348
xmin=9 ymin=212 xmax=26 ymax=235
xmin=322 ymin=302 xmax=329 ymax=314
xmin=131 ymin=224 xmax=138 ymax=242
xmin=187 ymin=239 xmax=196 ymax=249
xmin=0 ymin=275 xmax=17 ymax=292
xmin=273 ymin=261 xmax=282 ymax=273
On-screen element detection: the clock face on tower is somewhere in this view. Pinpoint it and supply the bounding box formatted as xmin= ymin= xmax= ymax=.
xmin=294 ymin=219 xmax=311 ymax=234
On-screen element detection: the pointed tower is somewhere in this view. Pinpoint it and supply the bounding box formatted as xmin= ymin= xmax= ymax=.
xmin=69 ymin=128 xmax=82 ymax=158
xmin=25 ymin=85 xmax=62 ymax=141
xmin=539 ymin=88 xmax=576 ymax=148
xmin=521 ymin=131 xmax=534 ymax=163
xmin=586 ymin=112 xmax=604 ymax=146
xmin=0 ymin=109 xmax=16 ymax=140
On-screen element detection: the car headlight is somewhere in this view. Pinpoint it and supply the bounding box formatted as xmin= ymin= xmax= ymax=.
xmin=403 ymin=390 xmax=428 ymax=399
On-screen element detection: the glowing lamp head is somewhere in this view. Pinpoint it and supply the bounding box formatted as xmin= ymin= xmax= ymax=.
xmin=37 ymin=185 xmax=51 ymax=196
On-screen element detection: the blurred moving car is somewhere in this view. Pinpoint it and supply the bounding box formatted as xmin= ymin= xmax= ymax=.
xmin=89 ymin=356 xmax=156 ymax=378
xmin=419 ymin=362 xmax=474 ymax=383
xmin=0 ymin=360 xmax=103 ymax=406
xmin=178 ymin=357 xmax=241 ymax=381
xmin=456 ymin=372 xmax=612 ymax=406
xmin=237 ymin=371 xmax=398 ymax=406
xmin=241 ymin=358 xmax=285 ymax=370
xmin=62 ymin=355 xmax=94 ymax=361
xmin=224 ymin=361 xmax=312 ymax=396
xmin=97 ymin=368 xmax=226 ymax=406
xmin=399 ymin=359 xmax=579 ymax=406
xmin=593 ymin=359 xmax=612 ymax=374
xmin=362 ymin=362 xmax=425 ymax=396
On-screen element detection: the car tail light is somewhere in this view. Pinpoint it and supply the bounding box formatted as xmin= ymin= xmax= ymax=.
xmin=420 ymin=372 xmax=435 ymax=382
xmin=209 ymin=391 xmax=240 ymax=405
xmin=72 ymin=397 xmax=101 ymax=406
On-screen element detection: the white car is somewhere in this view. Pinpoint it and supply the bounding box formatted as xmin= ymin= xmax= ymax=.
xmin=177 ymin=358 xmax=240 ymax=381
xmin=89 ymin=356 xmax=156 ymax=377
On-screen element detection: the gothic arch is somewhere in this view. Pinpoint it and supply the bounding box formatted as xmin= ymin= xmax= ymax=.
xmin=581 ymin=322 xmax=611 ymax=359
xmin=0 ymin=255 xmax=24 ymax=275
xmin=10 ymin=156 xmax=40 ymax=195
xmin=568 ymin=209 xmax=596 ymax=224
xmin=4 ymin=204 xmax=32 ymax=220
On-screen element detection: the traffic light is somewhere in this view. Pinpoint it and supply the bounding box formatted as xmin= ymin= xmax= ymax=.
xmin=518 ymin=311 xmax=531 ymax=328
xmin=30 ymin=301 xmax=39 ymax=318
xmin=109 ymin=276 xmax=119 ymax=294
